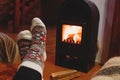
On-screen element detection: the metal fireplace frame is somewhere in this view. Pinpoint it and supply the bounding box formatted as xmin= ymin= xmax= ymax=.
xmin=55 ymin=0 xmax=99 ymax=72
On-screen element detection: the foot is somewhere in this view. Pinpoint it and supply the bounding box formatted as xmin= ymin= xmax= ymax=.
xmin=30 ymin=17 xmax=47 ymax=61
xmin=17 ymin=30 xmax=32 ymax=60
xmin=23 ymin=17 xmax=47 ymax=64
xmin=18 ymin=18 xmax=47 ymax=78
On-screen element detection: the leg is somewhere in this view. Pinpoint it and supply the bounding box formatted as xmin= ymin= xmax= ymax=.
xmin=13 ymin=17 xmax=47 ymax=80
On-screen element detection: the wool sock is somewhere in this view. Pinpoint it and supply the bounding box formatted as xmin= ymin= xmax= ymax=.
xmin=19 ymin=17 xmax=47 ymax=77
xmin=17 ymin=30 xmax=32 ymax=60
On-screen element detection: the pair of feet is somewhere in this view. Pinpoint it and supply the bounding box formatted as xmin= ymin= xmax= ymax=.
xmin=17 ymin=17 xmax=47 ymax=64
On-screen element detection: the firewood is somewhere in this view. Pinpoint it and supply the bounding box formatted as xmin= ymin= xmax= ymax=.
xmin=58 ymin=72 xmax=80 ymax=80
xmin=51 ymin=69 xmax=78 ymax=80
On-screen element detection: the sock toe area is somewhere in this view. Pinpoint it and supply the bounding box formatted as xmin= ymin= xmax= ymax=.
xmin=17 ymin=30 xmax=32 ymax=41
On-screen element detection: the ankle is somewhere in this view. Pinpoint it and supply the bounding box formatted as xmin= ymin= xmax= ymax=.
xmin=18 ymin=39 xmax=31 ymax=60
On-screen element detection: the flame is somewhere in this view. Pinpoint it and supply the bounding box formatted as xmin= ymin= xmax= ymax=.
xmin=62 ymin=24 xmax=82 ymax=44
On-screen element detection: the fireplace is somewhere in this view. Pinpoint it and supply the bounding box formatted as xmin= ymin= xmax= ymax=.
xmin=55 ymin=0 xmax=99 ymax=72
xmin=62 ymin=24 xmax=82 ymax=44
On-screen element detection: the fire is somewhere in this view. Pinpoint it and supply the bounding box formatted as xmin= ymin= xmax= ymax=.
xmin=62 ymin=24 xmax=82 ymax=44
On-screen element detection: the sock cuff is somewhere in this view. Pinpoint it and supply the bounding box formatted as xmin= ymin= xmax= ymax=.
xmin=18 ymin=61 xmax=43 ymax=76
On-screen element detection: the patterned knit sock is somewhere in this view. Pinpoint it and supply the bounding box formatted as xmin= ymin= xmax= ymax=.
xmin=17 ymin=30 xmax=32 ymax=60
xmin=20 ymin=17 xmax=47 ymax=77
xmin=30 ymin=17 xmax=47 ymax=61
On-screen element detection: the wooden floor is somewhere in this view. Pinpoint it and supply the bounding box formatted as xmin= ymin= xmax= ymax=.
xmin=1 ymin=26 xmax=101 ymax=80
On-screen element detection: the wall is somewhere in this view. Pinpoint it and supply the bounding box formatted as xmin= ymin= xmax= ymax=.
xmin=41 ymin=0 xmax=64 ymax=25
xmin=89 ymin=0 xmax=107 ymax=63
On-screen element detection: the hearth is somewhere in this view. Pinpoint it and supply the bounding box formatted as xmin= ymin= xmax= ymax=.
xmin=55 ymin=0 xmax=99 ymax=72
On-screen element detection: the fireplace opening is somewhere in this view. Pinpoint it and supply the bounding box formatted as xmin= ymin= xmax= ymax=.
xmin=55 ymin=0 xmax=99 ymax=72
xmin=62 ymin=24 xmax=82 ymax=44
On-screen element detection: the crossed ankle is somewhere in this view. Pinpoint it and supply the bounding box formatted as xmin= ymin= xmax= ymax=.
xmin=23 ymin=46 xmax=44 ymax=68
